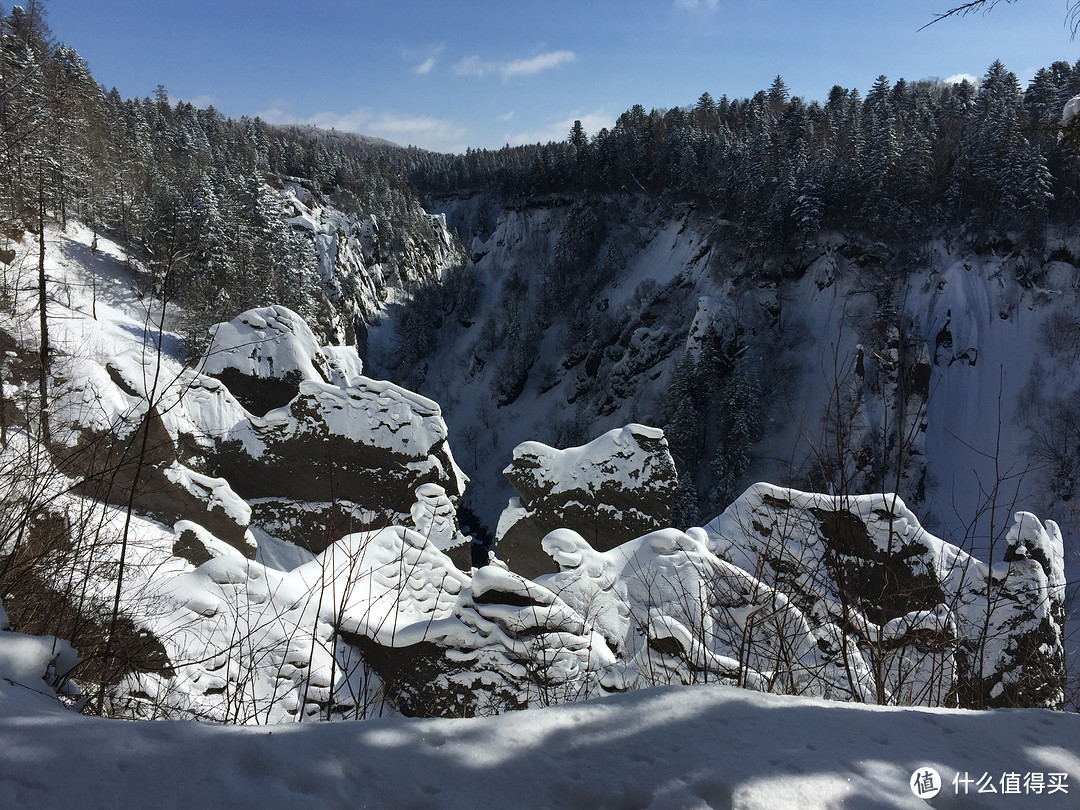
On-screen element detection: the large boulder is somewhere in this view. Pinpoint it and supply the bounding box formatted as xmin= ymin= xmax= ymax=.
xmin=706 ymin=483 xmax=1067 ymax=709
xmin=495 ymin=424 xmax=677 ymax=578
xmin=206 ymin=378 xmax=466 ymax=543
xmin=191 ymin=307 xmax=466 ymax=553
xmin=202 ymin=305 xmax=364 ymax=415
xmin=54 ymin=354 xmax=257 ymax=558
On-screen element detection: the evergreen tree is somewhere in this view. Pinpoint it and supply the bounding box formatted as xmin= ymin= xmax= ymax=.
xmin=767 ymin=74 xmax=790 ymax=117
xmin=710 ymin=359 xmax=763 ymax=509
xmin=669 ymin=469 xmax=700 ymax=530
xmin=568 ymin=119 xmax=586 ymax=151
xmin=665 ymin=353 xmax=704 ymax=474
xmin=0 ymin=3 xmax=51 ymax=226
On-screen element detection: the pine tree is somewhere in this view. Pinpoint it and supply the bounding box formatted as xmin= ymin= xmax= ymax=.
xmin=710 ymin=358 xmax=763 ymax=509
xmin=568 ymin=119 xmax=586 ymax=151
xmin=669 ymin=469 xmax=700 ymax=530
xmin=0 ymin=3 xmax=51 ymax=227
xmin=665 ymin=353 xmax=704 ymax=473
xmin=1015 ymin=141 xmax=1054 ymax=248
xmin=968 ymin=60 xmax=1024 ymax=228
xmin=767 ymin=75 xmax=790 ymax=118
xmin=693 ymin=91 xmax=717 ymax=134
xmin=182 ymin=170 xmax=235 ymax=332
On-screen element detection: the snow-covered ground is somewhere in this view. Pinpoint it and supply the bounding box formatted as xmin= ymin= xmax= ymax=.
xmin=0 ymin=672 xmax=1078 ymax=809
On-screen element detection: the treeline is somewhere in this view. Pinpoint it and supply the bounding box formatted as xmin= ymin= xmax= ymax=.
xmin=0 ymin=2 xmax=435 ymax=346
xmin=5 ymin=0 xmax=1080 ymax=340
xmin=409 ymin=62 xmax=1080 ymax=250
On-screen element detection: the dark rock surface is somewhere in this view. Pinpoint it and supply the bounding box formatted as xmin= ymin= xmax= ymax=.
xmin=496 ymin=424 xmax=677 ymax=578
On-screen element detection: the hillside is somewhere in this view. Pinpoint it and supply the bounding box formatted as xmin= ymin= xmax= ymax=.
xmin=403 ymin=199 xmax=1078 ymax=539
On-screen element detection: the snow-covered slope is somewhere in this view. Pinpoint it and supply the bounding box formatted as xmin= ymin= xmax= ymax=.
xmin=0 ymin=225 xmax=471 ymax=720
xmin=0 ymin=199 xmax=1075 ymax=810
xmin=2 ymin=219 xmax=1064 ymax=721
xmin=415 ymin=197 xmax=1080 ymax=570
xmin=0 ymin=672 xmax=1077 ymax=810
xmin=281 ymin=178 xmax=464 ymax=345
xmin=414 ymin=198 xmax=706 ymax=532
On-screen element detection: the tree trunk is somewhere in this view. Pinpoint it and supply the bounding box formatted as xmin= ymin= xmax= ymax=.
xmin=37 ymin=173 xmax=49 ymax=444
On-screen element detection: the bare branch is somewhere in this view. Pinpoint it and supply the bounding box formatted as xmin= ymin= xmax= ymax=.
xmin=919 ymin=0 xmax=1080 ymax=37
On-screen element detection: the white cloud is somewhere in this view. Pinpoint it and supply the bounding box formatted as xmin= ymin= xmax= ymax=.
xmin=454 ymin=55 xmax=491 ymax=77
xmin=498 ymin=110 xmax=516 ymax=122
xmin=941 ymin=72 xmax=979 ymax=87
xmin=182 ymin=94 xmax=217 ymax=109
xmin=256 ymin=104 xmax=469 ymax=153
xmin=402 ymin=44 xmax=443 ymax=76
xmin=502 ymin=50 xmax=577 ymax=78
xmin=504 ymin=110 xmax=615 ymax=146
xmin=413 ymin=57 xmax=437 ymax=75
xmin=454 ymin=50 xmax=577 ymax=81
xmin=674 ymin=0 xmax=719 ymax=10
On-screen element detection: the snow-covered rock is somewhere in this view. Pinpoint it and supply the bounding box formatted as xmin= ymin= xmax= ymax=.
xmin=280 ymin=183 xmax=465 ymax=347
xmin=4 ymin=204 xmax=1074 ymax=730
xmin=55 ymin=361 xmax=258 ymax=556
xmin=150 ymin=306 xmax=471 ymax=553
xmin=496 ymin=424 xmax=678 ymax=577
xmin=202 ymin=377 xmax=466 ymax=552
xmin=202 ymin=305 xmax=364 ymax=414
xmin=538 ymin=524 xmax=871 ymax=699
xmin=410 ymin=483 xmax=469 ymax=551
xmin=705 ymin=483 xmax=1067 ymax=708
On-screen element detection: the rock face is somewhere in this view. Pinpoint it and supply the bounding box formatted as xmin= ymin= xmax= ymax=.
xmin=706 ymin=483 xmax=1067 ymax=709
xmin=495 ymin=424 xmax=678 ymax=577
xmin=193 ymin=307 xmax=467 ymax=553
xmin=61 ymin=305 xmax=466 ymax=558
xmin=281 ymin=180 xmax=465 ymax=347
xmin=55 ymin=354 xmax=258 ymax=559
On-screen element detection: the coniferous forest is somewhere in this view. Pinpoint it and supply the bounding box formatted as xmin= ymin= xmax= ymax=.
xmin=4 ymin=1 xmax=1080 ymax=335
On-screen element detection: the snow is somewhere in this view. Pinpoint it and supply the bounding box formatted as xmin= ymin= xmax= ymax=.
xmin=163 ymin=464 xmax=253 ymax=528
xmin=705 ymin=483 xmax=1067 ymax=707
xmin=410 ymin=482 xmax=470 ymax=550
xmin=0 ymin=675 xmax=1078 ymax=809
xmin=506 ymin=423 xmax=668 ymax=497
xmin=410 ymin=199 xmax=1080 ymax=619
xmin=292 ymin=525 xmax=469 ymax=647
xmin=275 ymin=182 xmax=462 ymax=347
xmin=0 ymin=632 xmax=79 ymax=699
xmin=203 ymin=305 xmax=364 ymax=386
xmin=251 ymin=526 xmax=316 ymax=572
xmin=606 ymin=211 xmax=710 ymax=312
xmin=273 ymin=377 xmax=446 ymax=451
xmin=1063 ymin=94 xmax=1080 ymax=126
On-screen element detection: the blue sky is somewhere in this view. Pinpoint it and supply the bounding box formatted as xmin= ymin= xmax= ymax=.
xmin=44 ymin=0 xmax=1078 ymax=153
